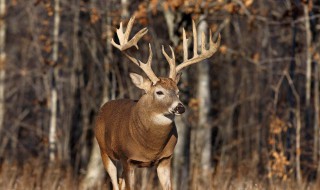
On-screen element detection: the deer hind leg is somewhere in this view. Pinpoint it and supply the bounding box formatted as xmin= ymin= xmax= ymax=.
xmin=101 ymin=151 xmax=119 ymax=190
xmin=121 ymin=160 xmax=135 ymax=190
xmin=119 ymin=177 xmax=125 ymax=190
xmin=118 ymin=164 xmax=126 ymax=190
xmin=157 ymin=157 xmax=173 ymax=190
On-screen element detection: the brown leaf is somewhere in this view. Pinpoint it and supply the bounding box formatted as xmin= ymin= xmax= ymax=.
xmin=244 ymin=0 xmax=253 ymax=7
xmin=223 ymin=3 xmax=236 ymax=13
xmin=39 ymin=35 xmax=47 ymax=41
xmin=150 ymin=0 xmax=159 ymax=15
xmin=219 ymin=45 xmax=227 ymax=54
xmin=163 ymin=1 xmax=169 ymax=11
xmin=90 ymin=8 xmax=100 ymax=24
xmin=252 ymin=53 xmax=260 ymax=63
xmin=43 ymin=44 xmax=52 ymax=53
xmin=188 ymin=98 xmax=199 ymax=111
xmin=12 ymin=0 xmax=18 ymax=6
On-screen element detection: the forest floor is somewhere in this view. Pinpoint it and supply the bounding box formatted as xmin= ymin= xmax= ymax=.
xmin=0 ymin=160 xmax=320 ymax=190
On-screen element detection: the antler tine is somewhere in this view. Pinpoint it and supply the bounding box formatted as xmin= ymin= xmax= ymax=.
xmin=162 ymin=45 xmax=176 ymax=79
xmin=201 ymin=31 xmax=206 ymax=53
xmin=174 ymin=21 xmax=221 ymax=76
xmin=111 ymin=16 xmax=148 ymax=51
xmin=111 ymin=17 xmax=159 ymax=84
xmin=138 ymin=44 xmax=159 ymax=84
xmin=192 ymin=20 xmax=198 ymax=57
xmin=122 ymin=44 xmax=159 ymax=85
xmin=123 ymin=17 xmax=135 ymax=44
xmin=210 ymin=32 xmax=221 ymax=53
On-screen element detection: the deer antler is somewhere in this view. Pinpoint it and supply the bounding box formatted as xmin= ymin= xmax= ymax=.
xmin=162 ymin=45 xmax=176 ymax=79
xmin=111 ymin=16 xmax=159 ymax=84
xmin=162 ymin=20 xmax=221 ymax=81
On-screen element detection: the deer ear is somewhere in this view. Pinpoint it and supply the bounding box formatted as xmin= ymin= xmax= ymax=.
xmin=130 ymin=73 xmax=152 ymax=92
xmin=175 ymin=72 xmax=182 ymax=84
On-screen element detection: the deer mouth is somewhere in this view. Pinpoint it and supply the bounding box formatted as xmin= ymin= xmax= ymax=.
xmin=169 ymin=111 xmax=180 ymax=116
xmin=169 ymin=110 xmax=181 ymax=115
xmin=172 ymin=103 xmax=185 ymax=115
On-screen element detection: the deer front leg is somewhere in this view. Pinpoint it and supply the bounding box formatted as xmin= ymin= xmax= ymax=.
xmin=157 ymin=157 xmax=173 ymax=190
xmin=122 ymin=160 xmax=135 ymax=190
xmin=100 ymin=151 xmax=119 ymax=190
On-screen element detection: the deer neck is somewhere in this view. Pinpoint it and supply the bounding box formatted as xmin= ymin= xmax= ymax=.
xmin=129 ymin=97 xmax=175 ymax=151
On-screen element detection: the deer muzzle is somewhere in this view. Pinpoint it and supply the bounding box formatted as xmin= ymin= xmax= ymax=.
xmin=173 ymin=103 xmax=185 ymax=115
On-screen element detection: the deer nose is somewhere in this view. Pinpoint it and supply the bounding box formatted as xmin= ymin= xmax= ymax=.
xmin=174 ymin=103 xmax=185 ymax=115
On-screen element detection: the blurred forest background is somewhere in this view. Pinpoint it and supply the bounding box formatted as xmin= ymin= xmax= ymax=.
xmin=0 ymin=0 xmax=320 ymax=189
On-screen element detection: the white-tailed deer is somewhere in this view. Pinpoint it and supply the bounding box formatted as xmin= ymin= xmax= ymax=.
xmin=95 ymin=17 xmax=220 ymax=190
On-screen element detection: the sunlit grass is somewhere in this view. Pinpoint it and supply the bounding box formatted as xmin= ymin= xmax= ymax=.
xmin=1 ymin=159 xmax=319 ymax=190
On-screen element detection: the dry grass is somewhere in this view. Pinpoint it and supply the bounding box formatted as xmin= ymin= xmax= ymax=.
xmin=0 ymin=159 xmax=79 ymax=190
xmin=1 ymin=159 xmax=320 ymax=190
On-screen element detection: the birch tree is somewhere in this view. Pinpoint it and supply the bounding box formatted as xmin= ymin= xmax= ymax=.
xmin=0 ymin=0 xmax=6 ymax=133
xmin=303 ymin=2 xmax=315 ymax=165
xmin=190 ymin=16 xmax=213 ymax=189
xmin=49 ymin=0 xmax=60 ymax=162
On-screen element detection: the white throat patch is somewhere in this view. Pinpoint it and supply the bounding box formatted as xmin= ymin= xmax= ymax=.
xmin=152 ymin=114 xmax=173 ymax=126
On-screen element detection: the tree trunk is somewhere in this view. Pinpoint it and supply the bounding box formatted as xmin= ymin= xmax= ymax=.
xmin=173 ymin=102 xmax=189 ymax=190
xmin=219 ymin=17 xmax=233 ymax=169
xmin=0 ymin=0 xmax=6 ymax=134
xmin=121 ymin=0 xmax=129 ymax=19
xmin=303 ymin=3 xmax=315 ymax=166
xmin=304 ymin=3 xmax=312 ymax=108
xmin=286 ymin=73 xmax=302 ymax=185
xmin=190 ymin=16 xmax=212 ymax=189
xmin=49 ymin=0 xmax=60 ymax=162
xmin=316 ymin=60 xmax=320 ymax=180
xmin=82 ymin=0 xmax=114 ymax=188
xmin=163 ymin=9 xmax=179 ymax=46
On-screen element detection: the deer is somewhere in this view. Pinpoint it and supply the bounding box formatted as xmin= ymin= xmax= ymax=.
xmin=94 ymin=16 xmax=220 ymax=190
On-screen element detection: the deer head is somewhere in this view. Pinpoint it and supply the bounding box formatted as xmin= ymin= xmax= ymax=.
xmin=111 ymin=16 xmax=220 ymax=117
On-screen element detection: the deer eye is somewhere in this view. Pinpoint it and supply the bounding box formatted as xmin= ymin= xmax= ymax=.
xmin=156 ymin=91 xmax=164 ymax=95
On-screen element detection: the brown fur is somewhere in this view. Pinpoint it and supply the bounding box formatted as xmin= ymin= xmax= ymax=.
xmin=95 ymin=78 xmax=180 ymax=190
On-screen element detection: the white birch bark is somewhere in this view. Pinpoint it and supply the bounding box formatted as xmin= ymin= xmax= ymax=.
xmin=49 ymin=0 xmax=60 ymax=162
xmin=0 ymin=0 xmax=6 ymax=132
xmin=304 ymin=4 xmax=311 ymax=107
xmin=163 ymin=10 xmax=179 ymax=46
xmin=121 ymin=0 xmax=129 ymax=18
xmin=302 ymin=4 xmax=318 ymax=165
xmin=191 ymin=16 xmax=212 ymax=189
xmin=303 ymin=4 xmax=316 ymax=165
